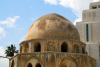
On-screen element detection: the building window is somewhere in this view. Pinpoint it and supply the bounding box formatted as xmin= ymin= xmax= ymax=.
xmin=34 ymin=42 xmax=41 ymax=52
xmin=61 ymin=42 xmax=68 ymax=52
xmin=27 ymin=63 xmax=32 ymax=67
xmin=92 ymin=5 xmax=97 ymax=9
xmin=86 ymin=24 xmax=89 ymax=41
xmin=35 ymin=63 xmax=41 ymax=67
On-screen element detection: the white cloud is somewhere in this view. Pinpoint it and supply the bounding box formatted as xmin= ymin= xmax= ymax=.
xmin=31 ymin=18 xmax=35 ymax=20
xmin=43 ymin=0 xmax=100 ymax=24
xmin=29 ymin=17 xmax=35 ymax=20
xmin=19 ymin=36 xmax=26 ymax=42
xmin=0 ymin=46 xmax=9 ymax=67
xmin=0 ymin=16 xmax=20 ymax=28
xmin=0 ymin=27 xmax=6 ymax=39
xmin=0 ymin=46 xmax=6 ymax=56
xmin=73 ymin=18 xmax=81 ymax=26
xmin=43 ymin=0 xmax=58 ymax=5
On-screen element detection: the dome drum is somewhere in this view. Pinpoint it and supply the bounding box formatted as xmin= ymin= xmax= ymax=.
xmin=19 ymin=38 xmax=86 ymax=54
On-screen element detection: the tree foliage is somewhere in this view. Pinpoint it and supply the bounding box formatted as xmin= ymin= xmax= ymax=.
xmin=5 ymin=44 xmax=18 ymax=57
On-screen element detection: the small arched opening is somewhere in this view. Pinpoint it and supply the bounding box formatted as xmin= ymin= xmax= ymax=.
xmin=35 ymin=63 xmax=41 ymax=67
xmin=74 ymin=45 xmax=79 ymax=53
xmin=11 ymin=60 xmax=14 ymax=67
xmin=82 ymin=47 xmax=85 ymax=54
xmin=27 ymin=63 xmax=32 ymax=67
xmin=34 ymin=42 xmax=41 ymax=52
xmin=61 ymin=42 xmax=68 ymax=52
xmin=20 ymin=46 xmax=22 ymax=53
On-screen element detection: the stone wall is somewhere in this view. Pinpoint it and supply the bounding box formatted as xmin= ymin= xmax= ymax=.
xmin=9 ymin=52 xmax=96 ymax=67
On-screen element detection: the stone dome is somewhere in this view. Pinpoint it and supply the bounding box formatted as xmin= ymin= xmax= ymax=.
xmin=26 ymin=13 xmax=80 ymax=41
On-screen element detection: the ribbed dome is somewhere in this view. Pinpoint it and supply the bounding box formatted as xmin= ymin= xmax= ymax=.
xmin=26 ymin=13 xmax=80 ymax=41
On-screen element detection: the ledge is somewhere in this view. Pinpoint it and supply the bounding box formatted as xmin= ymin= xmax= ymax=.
xmin=9 ymin=52 xmax=95 ymax=60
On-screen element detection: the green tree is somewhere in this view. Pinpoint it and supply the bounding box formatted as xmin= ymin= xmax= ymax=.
xmin=5 ymin=44 xmax=18 ymax=57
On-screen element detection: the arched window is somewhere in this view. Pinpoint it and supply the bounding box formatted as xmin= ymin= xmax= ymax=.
xmin=74 ymin=45 xmax=79 ymax=53
xmin=82 ymin=47 xmax=85 ymax=54
xmin=61 ymin=42 xmax=68 ymax=52
xmin=20 ymin=46 xmax=22 ymax=53
xmin=11 ymin=60 xmax=14 ymax=67
xmin=27 ymin=63 xmax=32 ymax=67
xmin=34 ymin=42 xmax=41 ymax=52
xmin=35 ymin=63 xmax=41 ymax=67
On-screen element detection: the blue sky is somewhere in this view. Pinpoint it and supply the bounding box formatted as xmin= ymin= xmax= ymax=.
xmin=0 ymin=0 xmax=99 ymax=67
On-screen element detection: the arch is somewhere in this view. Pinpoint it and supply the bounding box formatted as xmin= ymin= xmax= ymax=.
xmin=74 ymin=45 xmax=79 ymax=53
xmin=61 ymin=42 xmax=68 ymax=52
xmin=20 ymin=46 xmax=22 ymax=53
xmin=82 ymin=47 xmax=85 ymax=54
xmin=34 ymin=42 xmax=41 ymax=52
xmin=27 ymin=63 xmax=32 ymax=67
xmin=60 ymin=56 xmax=78 ymax=67
xmin=24 ymin=55 xmax=42 ymax=67
xmin=35 ymin=63 xmax=41 ymax=67
xmin=11 ymin=60 xmax=14 ymax=67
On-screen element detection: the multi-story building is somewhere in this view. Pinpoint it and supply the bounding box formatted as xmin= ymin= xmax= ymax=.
xmin=76 ymin=1 xmax=100 ymax=67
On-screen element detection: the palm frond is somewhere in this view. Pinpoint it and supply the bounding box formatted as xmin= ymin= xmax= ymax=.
xmin=5 ymin=44 xmax=19 ymax=57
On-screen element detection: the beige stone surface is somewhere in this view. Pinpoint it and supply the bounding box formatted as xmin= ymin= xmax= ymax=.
xmin=26 ymin=13 xmax=80 ymax=41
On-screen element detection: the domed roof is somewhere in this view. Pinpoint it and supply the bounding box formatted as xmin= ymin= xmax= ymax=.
xmin=26 ymin=13 xmax=80 ymax=41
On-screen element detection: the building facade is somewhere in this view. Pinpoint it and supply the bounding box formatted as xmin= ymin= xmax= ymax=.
xmin=9 ymin=13 xmax=96 ymax=67
xmin=76 ymin=2 xmax=100 ymax=67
